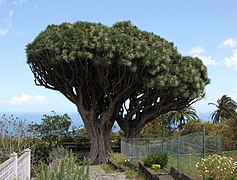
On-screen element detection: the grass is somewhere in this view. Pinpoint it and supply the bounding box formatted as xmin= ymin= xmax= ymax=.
xmin=125 ymin=170 xmax=146 ymax=180
xmin=100 ymin=163 xmax=118 ymax=173
xmin=220 ymin=150 xmax=237 ymax=161
xmin=103 ymin=151 xmax=237 ymax=179
xmin=167 ymin=154 xmax=200 ymax=174
xmin=167 ymin=150 xmax=237 ymax=177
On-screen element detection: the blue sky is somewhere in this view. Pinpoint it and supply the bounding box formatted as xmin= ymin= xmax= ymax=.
xmin=0 ymin=0 xmax=237 ymax=118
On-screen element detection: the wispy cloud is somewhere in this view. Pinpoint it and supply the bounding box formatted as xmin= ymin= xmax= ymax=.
xmin=0 ymin=0 xmax=6 ymax=7
xmin=224 ymin=48 xmax=237 ymax=69
xmin=188 ymin=47 xmax=206 ymax=55
xmin=194 ymin=55 xmax=218 ymax=66
xmin=13 ymin=0 xmax=28 ymax=6
xmin=0 ymin=0 xmax=28 ymax=37
xmin=188 ymin=46 xmax=218 ymax=66
xmin=0 ymin=28 xmax=9 ymax=36
xmin=220 ymin=38 xmax=237 ymax=70
xmin=0 ymin=93 xmax=46 ymax=105
xmin=1 ymin=0 xmax=28 ymax=7
xmin=0 ymin=10 xmax=14 ymax=37
xmin=221 ymin=38 xmax=237 ymax=48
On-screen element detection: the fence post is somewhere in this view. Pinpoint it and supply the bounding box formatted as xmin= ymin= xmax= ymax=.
xmin=201 ymin=124 xmax=205 ymax=159
xmin=177 ymin=136 xmax=180 ymax=168
xmin=24 ymin=148 xmax=31 ymax=180
xmin=10 ymin=152 xmax=18 ymax=180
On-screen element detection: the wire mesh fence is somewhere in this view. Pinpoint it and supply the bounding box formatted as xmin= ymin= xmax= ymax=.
xmin=121 ymin=132 xmax=221 ymax=172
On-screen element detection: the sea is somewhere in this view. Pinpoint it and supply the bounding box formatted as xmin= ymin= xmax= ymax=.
xmin=0 ymin=111 xmax=83 ymax=127
xmin=0 ymin=111 xmax=121 ymax=131
xmin=0 ymin=111 xmax=211 ymax=131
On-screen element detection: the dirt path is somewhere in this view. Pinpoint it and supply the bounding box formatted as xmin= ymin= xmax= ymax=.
xmin=89 ymin=165 xmax=128 ymax=180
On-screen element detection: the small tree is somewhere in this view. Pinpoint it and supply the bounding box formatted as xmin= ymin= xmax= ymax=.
xmin=0 ymin=114 xmax=33 ymax=160
xmin=209 ymin=95 xmax=237 ymax=123
xmin=166 ymin=106 xmax=199 ymax=130
xmin=29 ymin=111 xmax=72 ymax=145
xmin=177 ymin=119 xmax=217 ymax=136
xmin=220 ymin=118 xmax=237 ymax=150
xmin=140 ymin=116 xmax=173 ymax=138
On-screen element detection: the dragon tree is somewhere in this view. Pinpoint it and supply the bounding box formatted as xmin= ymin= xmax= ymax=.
xmin=26 ymin=21 xmax=210 ymax=164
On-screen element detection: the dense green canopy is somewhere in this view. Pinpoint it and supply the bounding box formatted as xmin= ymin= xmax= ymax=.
xmin=27 ymin=21 xmax=209 ymax=100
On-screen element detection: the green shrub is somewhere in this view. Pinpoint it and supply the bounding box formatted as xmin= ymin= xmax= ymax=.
xmin=0 ymin=114 xmax=34 ymax=157
xmin=144 ymin=152 xmax=168 ymax=169
xmin=39 ymin=150 xmax=90 ymax=180
xmin=49 ymin=146 xmax=69 ymax=162
xmin=196 ymin=154 xmax=237 ymax=179
xmin=32 ymin=140 xmax=51 ymax=164
xmin=108 ymin=153 xmax=128 ymax=165
xmin=28 ymin=111 xmax=73 ymax=146
xmin=101 ymin=164 xmax=118 ymax=173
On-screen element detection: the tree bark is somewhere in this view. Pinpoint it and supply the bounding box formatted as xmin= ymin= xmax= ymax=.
xmin=82 ymin=118 xmax=114 ymax=164
xmin=77 ymin=100 xmax=117 ymax=164
xmin=90 ymin=126 xmax=111 ymax=164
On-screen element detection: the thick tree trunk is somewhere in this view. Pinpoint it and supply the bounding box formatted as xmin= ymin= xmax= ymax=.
xmin=82 ymin=117 xmax=114 ymax=164
xmin=77 ymin=95 xmax=122 ymax=164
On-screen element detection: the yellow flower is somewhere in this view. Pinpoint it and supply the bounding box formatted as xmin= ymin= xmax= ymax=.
xmin=151 ymin=164 xmax=161 ymax=169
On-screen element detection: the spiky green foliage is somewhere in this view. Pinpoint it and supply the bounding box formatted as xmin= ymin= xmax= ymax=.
xmin=39 ymin=150 xmax=89 ymax=180
xmin=26 ymin=21 xmax=209 ymax=99
xmin=209 ymin=95 xmax=237 ymax=123
xmin=166 ymin=106 xmax=199 ymax=130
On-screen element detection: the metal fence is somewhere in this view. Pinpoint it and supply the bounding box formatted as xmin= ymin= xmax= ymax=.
xmin=0 ymin=149 xmax=31 ymax=180
xmin=121 ymin=132 xmax=221 ymax=172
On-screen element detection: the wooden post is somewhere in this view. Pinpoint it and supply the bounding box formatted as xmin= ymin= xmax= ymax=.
xmin=10 ymin=152 xmax=18 ymax=180
xmin=24 ymin=148 xmax=31 ymax=180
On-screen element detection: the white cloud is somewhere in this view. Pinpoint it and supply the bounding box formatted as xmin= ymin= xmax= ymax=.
xmin=0 ymin=93 xmax=46 ymax=105
xmin=221 ymin=38 xmax=237 ymax=48
xmin=193 ymin=54 xmax=218 ymax=66
xmin=188 ymin=46 xmax=218 ymax=66
xmin=188 ymin=47 xmax=205 ymax=55
xmin=224 ymin=48 xmax=237 ymax=69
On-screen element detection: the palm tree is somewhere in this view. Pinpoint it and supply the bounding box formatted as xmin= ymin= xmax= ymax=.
xmin=208 ymin=95 xmax=237 ymax=123
xmin=166 ymin=106 xmax=199 ymax=130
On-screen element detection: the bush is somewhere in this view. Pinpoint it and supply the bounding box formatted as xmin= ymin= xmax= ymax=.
xmin=39 ymin=150 xmax=89 ymax=180
xmin=0 ymin=114 xmax=33 ymax=158
xmin=28 ymin=111 xmax=72 ymax=146
xmin=196 ymin=154 xmax=237 ymax=179
xmin=108 ymin=153 xmax=128 ymax=165
xmin=144 ymin=151 xmax=168 ymax=169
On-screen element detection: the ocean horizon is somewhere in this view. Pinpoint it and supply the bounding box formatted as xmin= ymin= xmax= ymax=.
xmin=0 ymin=111 xmax=212 ymax=131
xmin=0 ymin=111 xmax=83 ymax=127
